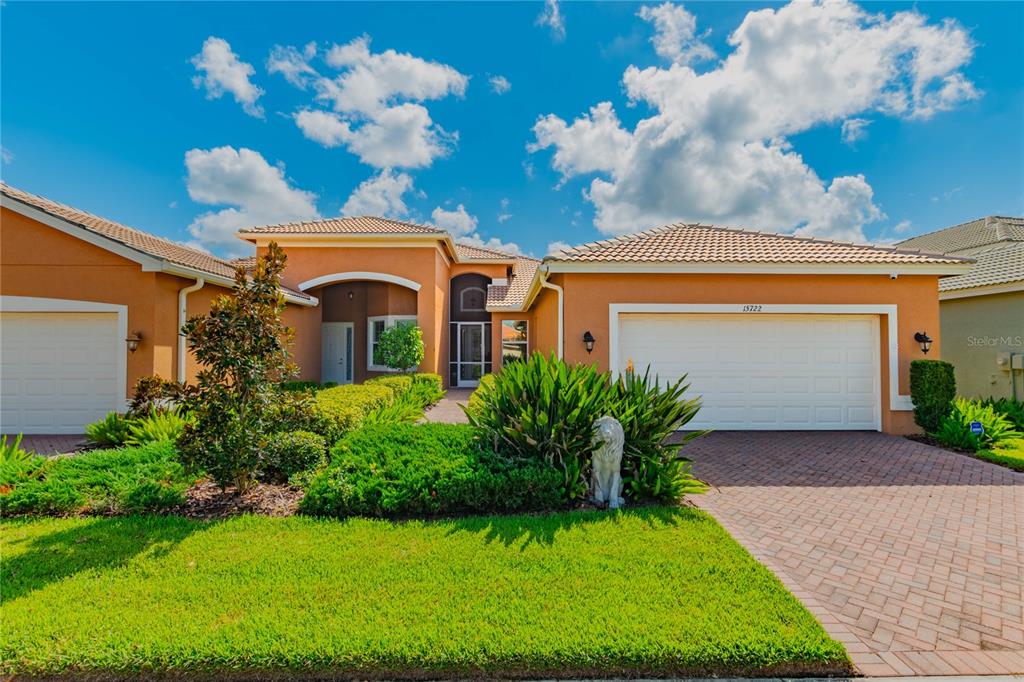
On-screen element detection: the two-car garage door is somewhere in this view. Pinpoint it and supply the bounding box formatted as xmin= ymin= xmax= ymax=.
xmin=618 ymin=313 xmax=880 ymax=430
xmin=1 ymin=312 xmax=121 ymax=434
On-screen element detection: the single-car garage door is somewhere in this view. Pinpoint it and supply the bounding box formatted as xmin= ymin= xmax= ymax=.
xmin=1 ymin=312 xmax=121 ymax=434
xmin=618 ymin=313 xmax=880 ymax=430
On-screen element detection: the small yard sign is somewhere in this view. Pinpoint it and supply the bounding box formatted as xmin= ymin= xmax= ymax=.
xmin=969 ymin=421 xmax=984 ymax=437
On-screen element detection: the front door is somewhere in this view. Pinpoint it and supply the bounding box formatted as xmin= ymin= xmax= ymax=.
xmin=321 ymin=322 xmax=354 ymax=385
xmin=456 ymin=322 xmax=486 ymax=387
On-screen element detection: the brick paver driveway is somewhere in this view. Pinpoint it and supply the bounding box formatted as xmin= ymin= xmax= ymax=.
xmin=684 ymin=431 xmax=1024 ymax=677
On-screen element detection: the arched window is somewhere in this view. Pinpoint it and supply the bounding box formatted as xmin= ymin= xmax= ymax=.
xmin=460 ymin=286 xmax=486 ymax=312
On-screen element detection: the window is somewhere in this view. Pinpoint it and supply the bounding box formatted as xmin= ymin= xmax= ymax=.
xmin=368 ymin=315 xmax=417 ymax=371
xmin=501 ymin=320 xmax=528 ymax=365
xmin=460 ymin=286 xmax=487 ymax=312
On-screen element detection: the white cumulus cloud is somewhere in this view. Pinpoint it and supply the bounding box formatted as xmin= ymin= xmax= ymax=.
xmin=431 ymin=204 xmax=478 ymax=237
xmin=546 ymin=240 xmax=573 ymax=257
xmin=638 ymin=3 xmax=715 ymax=65
xmin=341 ymin=169 xmax=416 ymax=218
xmin=431 ymin=203 xmax=524 ymax=255
xmin=537 ymin=0 xmax=566 ymax=41
xmin=267 ymin=42 xmax=318 ymax=89
xmin=530 ymin=0 xmax=978 ymax=242
xmin=841 ymin=118 xmax=872 ymax=144
xmin=185 ymin=146 xmax=318 ymax=255
xmin=191 ymin=37 xmax=265 ymax=118
xmin=489 ymin=75 xmax=512 ymax=94
xmin=272 ymin=36 xmax=467 ymax=170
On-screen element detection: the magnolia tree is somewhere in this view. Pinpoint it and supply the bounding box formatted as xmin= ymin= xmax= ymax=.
xmin=377 ymin=322 xmax=424 ymax=373
xmin=177 ymin=243 xmax=297 ymax=491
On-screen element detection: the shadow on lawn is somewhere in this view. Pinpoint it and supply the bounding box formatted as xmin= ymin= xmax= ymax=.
xmin=445 ymin=505 xmax=692 ymax=548
xmin=1 ymin=516 xmax=205 ymax=602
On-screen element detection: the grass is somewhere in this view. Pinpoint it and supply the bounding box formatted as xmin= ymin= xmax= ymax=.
xmin=1 ymin=508 xmax=848 ymax=678
xmin=976 ymin=438 xmax=1024 ymax=472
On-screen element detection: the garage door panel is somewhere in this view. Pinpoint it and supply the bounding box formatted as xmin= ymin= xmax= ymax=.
xmin=619 ymin=313 xmax=880 ymax=430
xmin=1 ymin=312 xmax=121 ymax=434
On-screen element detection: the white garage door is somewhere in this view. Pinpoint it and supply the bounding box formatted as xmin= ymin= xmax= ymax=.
xmin=1 ymin=312 xmax=121 ymax=434
xmin=618 ymin=313 xmax=880 ymax=430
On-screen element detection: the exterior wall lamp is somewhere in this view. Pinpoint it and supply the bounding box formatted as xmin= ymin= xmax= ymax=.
xmin=914 ymin=331 xmax=933 ymax=354
xmin=126 ymin=332 xmax=143 ymax=353
xmin=582 ymin=330 xmax=596 ymax=354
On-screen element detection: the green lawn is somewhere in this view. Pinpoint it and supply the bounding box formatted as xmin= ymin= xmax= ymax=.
xmin=1 ymin=508 xmax=848 ymax=678
xmin=976 ymin=438 xmax=1024 ymax=472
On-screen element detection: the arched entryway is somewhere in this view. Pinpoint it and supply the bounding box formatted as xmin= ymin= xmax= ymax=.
xmin=305 ymin=273 xmax=420 ymax=384
xmin=449 ymin=273 xmax=492 ymax=387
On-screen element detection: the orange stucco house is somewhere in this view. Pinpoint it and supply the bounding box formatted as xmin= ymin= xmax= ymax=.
xmin=2 ymin=183 xmax=972 ymax=435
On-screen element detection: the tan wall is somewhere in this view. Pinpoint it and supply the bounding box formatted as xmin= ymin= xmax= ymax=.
xmin=1 ymin=206 xmax=235 ymax=392
xmin=523 ymin=271 xmax=941 ymax=434
xmin=940 ymin=291 xmax=1024 ymax=399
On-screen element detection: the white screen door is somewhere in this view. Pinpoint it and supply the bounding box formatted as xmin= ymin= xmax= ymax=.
xmin=321 ymin=322 xmax=354 ymax=384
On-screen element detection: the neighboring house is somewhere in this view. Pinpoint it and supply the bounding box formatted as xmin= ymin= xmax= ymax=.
xmin=2 ymin=183 xmax=972 ymax=435
xmin=897 ymin=216 xmax=1024 ymax=400
xmin=0 ymin=184 xmax=317 ymax=434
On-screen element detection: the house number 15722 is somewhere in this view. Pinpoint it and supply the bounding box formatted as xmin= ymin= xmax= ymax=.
xmin=742 ymin=305 xmax=763 ymax=312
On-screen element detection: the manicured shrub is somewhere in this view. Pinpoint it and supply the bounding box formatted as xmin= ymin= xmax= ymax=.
xmin=0 ymin=442 xmax=192 ymax=516
xmin=909 ymin=360 xmax=956 ymax=433
xmin=261 ymin=430 xmax=327 ymax=483
xmin=312 ymin=383 xmax=396 ymax=442
xmin=300 ymin=424 xmax=563 ymax=517
xmin=85 ymin=412 xmax=133 ymax=447
xmin=375 ymin=322 xmax=424 ymax=372
xmin=608 ymin=368 xmax=707 ymax=501
xmin=127 ymin=409 xmax=189 ymax=446
xmin=412 ymin=372 xmax=444 ymax=401
xmin=178 ymin=243 xmax=298 ymax=491
xmin=280 ymin=380 xmax=338 ymax=393
xmin=366 ymin=375 xmax=414 ymax=399
xmin=363 ymin=373 xmax=446 ymax=426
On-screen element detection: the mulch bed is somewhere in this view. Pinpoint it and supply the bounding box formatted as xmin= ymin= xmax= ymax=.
xmin=174 ymin=480 xmax=304 ymax=519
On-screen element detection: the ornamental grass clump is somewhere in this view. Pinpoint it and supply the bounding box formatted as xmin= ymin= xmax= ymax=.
xmin=177 ymin=243 xmax=298 ymax=491
xmin=467 ymin=353 xmax=705 ymax=504
xmin=467 ymin=352 xmax=610 ymax=501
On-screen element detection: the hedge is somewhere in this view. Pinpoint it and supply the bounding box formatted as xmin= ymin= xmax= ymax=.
xmin=299 ymin=423 xmax=563 ymax=517
xmin=909 ymin=360 xmax=956 ymax=433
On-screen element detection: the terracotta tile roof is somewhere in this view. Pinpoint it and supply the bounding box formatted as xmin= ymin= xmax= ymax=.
xmin=487 ymin=257 xmax=540 ymax=309
xmin=0 ymin=183 xmax=313 ymax=303
xmin=897 ymin=216 xmax=1024 ymax=254
xmin=939 ymin=242 xmax=1024 ymax=292
xmin=1 ymin=182 xmax=242 ymax=279
xmin=547 ymin=223 xmax=969 ymax=265
xmin=229 ymin=256 xmax=258 ymax=272
xmin=453 ymin=242 xmax=517 ymax=261
xmin=238 ymin=216 xmax=444 ymax=235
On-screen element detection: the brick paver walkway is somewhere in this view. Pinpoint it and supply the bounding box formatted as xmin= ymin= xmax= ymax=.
xmin=422 ymin=388 xmax=473 ymax=424
xmin=9 ymin=434 xmax=86 ymax=456
xmin=684 ymin=431 xmax=1024 ymax=677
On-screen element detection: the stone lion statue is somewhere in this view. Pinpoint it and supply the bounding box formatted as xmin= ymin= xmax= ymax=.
xmin=591 ymin=415 xmax=625 ymax=509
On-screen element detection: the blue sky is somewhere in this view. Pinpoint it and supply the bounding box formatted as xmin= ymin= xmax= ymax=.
xmin=2 ymin=1 xmax=1022 ymax=258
